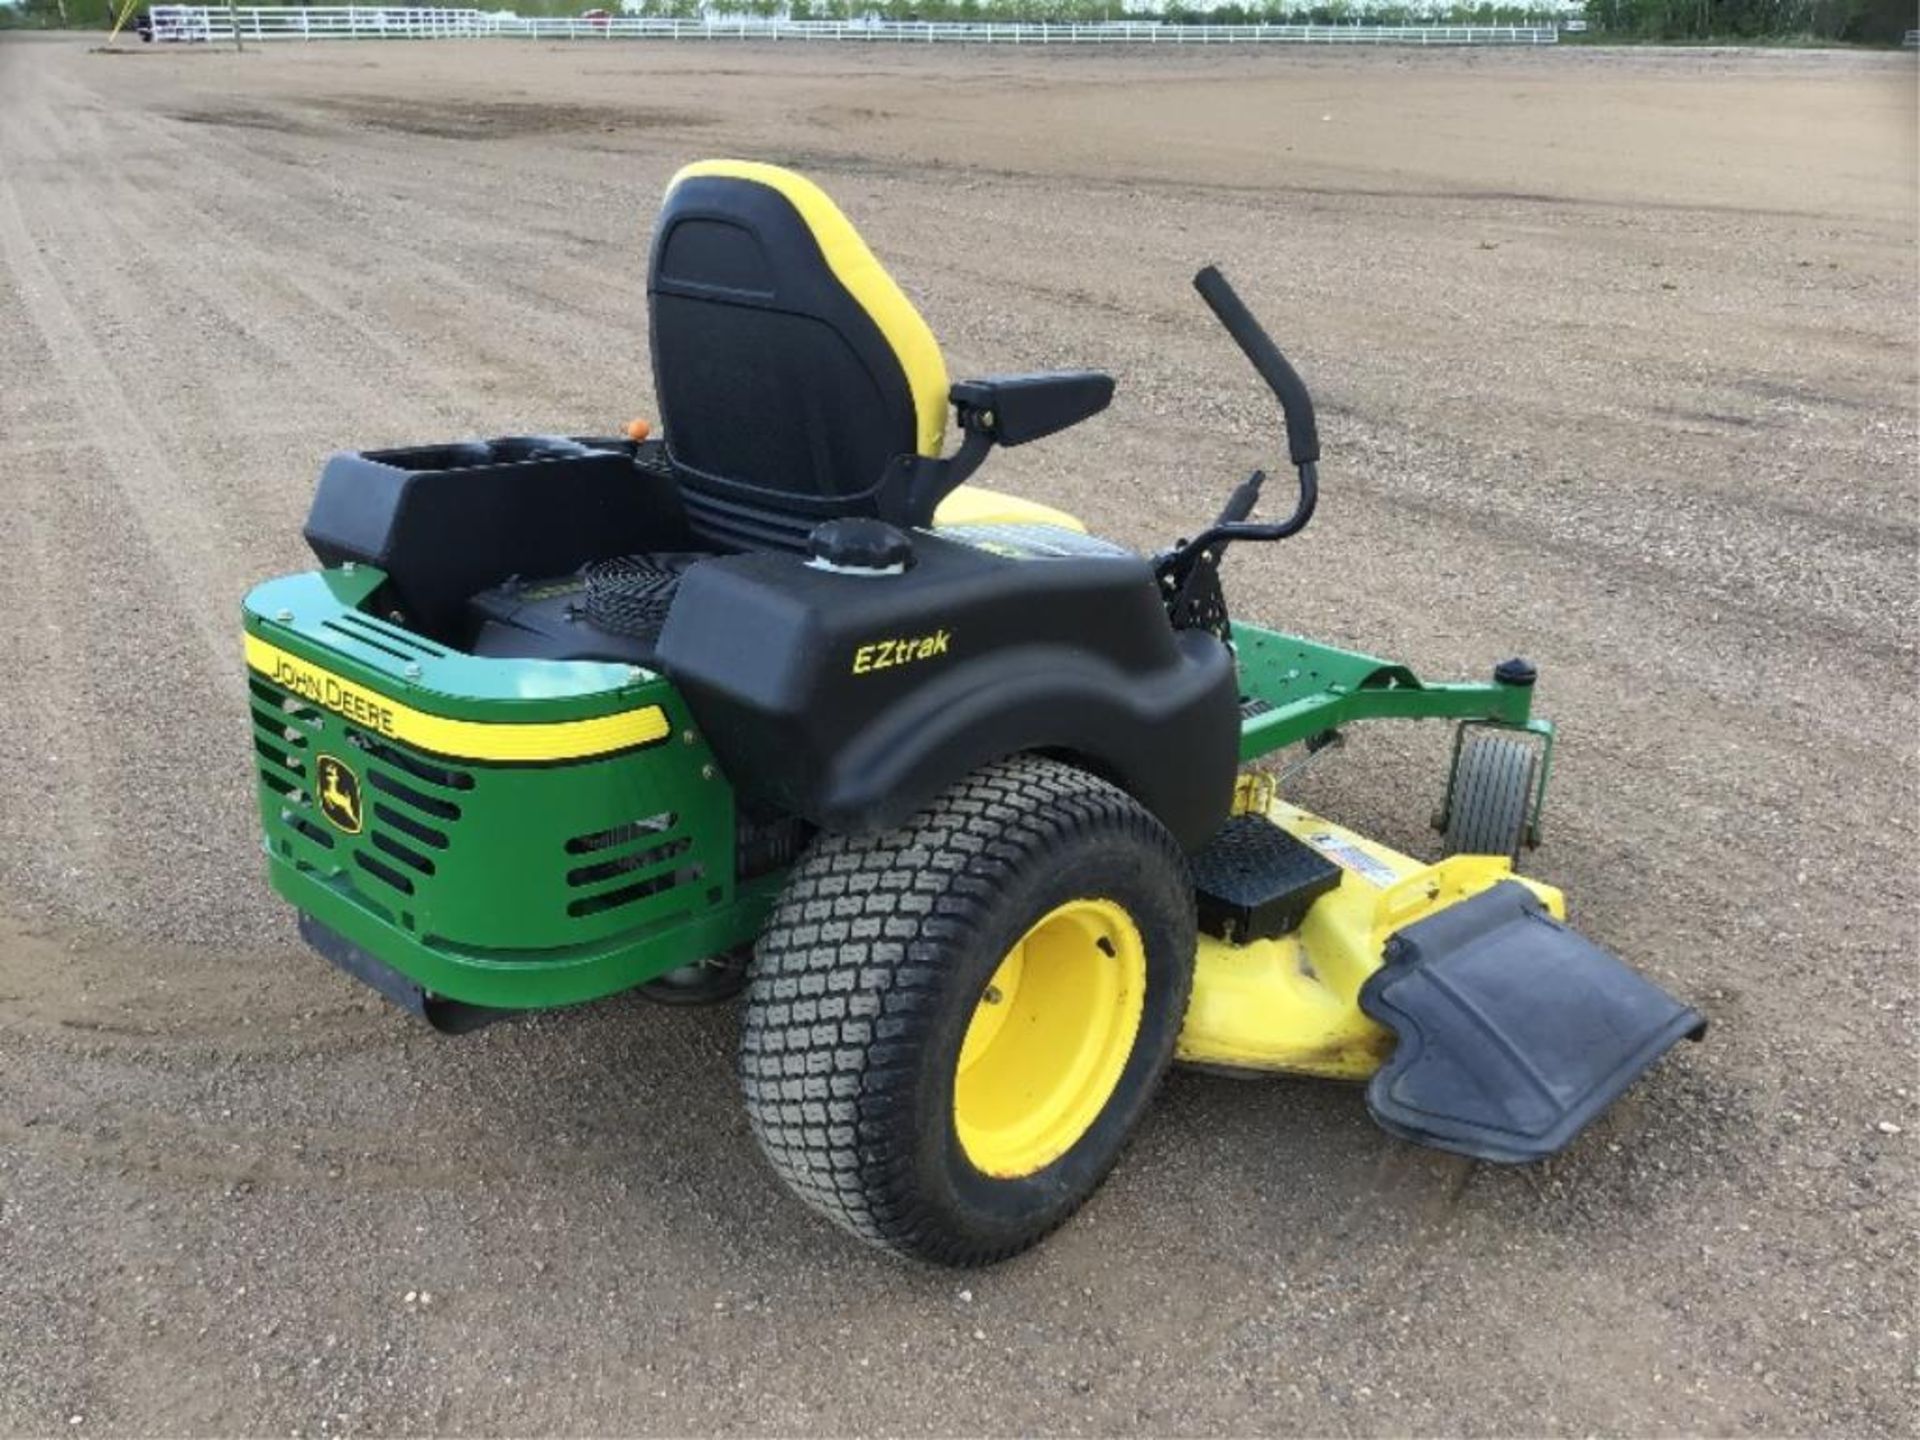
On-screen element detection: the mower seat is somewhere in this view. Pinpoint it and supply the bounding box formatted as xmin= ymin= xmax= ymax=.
xmin=648 ymin=160 xmax=951 ymax=550
xmin=648 ymin=161 xmax=1110 ymax=551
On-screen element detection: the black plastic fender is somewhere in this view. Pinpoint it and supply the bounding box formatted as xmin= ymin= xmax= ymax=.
xmin=652 ymin=532 xmax=1240 ymax=852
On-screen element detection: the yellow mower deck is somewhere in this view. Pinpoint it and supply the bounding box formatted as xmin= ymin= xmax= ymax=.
xmin=1179 ymin=796 xmax=1559 ymax=1080
xmin=1178 ymin=789 xmax=1702 ymax=1166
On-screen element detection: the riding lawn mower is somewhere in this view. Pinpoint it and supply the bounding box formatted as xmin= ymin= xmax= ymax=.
xmin=242 ymin=160 xmax=1704 ymax=1265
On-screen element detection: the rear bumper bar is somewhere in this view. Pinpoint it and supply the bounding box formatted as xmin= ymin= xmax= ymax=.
xmin=299 ymin=912 xmax=513 ymax=1034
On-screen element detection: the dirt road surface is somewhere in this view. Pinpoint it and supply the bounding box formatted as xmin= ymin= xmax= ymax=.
xmin=0 ymin=32 xmax=1914 ymax=1437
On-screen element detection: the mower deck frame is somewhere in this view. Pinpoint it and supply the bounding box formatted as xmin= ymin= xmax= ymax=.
xmin=1234 ymin=622 xmax=1554 ymax=842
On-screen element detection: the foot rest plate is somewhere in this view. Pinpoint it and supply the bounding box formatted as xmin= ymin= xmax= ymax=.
xmin=1360 ymin=882 xmax=1705 ymax=1164
xmin=1192 ymin=813 xmax=1343 ymax=943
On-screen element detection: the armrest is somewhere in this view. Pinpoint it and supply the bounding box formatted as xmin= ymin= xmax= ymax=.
xmin=950 ymin=370 xmax=1115 ymax=447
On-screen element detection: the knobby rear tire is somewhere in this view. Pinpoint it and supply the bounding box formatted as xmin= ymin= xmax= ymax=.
xmin=740 ymin=756 xmax=1195 ymax=1266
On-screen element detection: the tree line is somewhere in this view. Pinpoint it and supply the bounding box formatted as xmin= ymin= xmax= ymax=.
xmin=1582 ymin=0 xmax=1910 ymax=40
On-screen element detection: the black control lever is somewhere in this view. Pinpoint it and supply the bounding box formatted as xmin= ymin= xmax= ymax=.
xmin=1194 ymin=265 xmax=1319 ymax=469
xmin=1165 ymin=266 xmax=1320 ymax=569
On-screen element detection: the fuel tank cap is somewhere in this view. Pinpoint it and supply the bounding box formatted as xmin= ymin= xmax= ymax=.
xmin=807 ymin=518 xmax=913 ymax=576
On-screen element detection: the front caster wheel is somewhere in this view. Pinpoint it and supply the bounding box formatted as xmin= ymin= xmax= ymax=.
xmin=1442 ymin=731 xmax=1539 ymax=864
xmin=740 ymin=756 xmax=1195 ymax=1266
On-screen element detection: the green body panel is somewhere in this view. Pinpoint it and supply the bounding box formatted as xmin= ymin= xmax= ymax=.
xmin=271 ymin=857 xmax=782 ymax=1010
xmin=240 ymin=573 xmax=1557 ymax=1017
xmin=243 ymin=568 xmax=767 ymax=1010
xmin=1232 ymin=624 xmax=1543 ymax=763
xmin=246 ymin=568 xmax=655 ymax=720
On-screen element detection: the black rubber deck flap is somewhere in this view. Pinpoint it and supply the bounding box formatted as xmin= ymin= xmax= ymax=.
xmin=1359 ymin=881 xmax=1705 ymax=1164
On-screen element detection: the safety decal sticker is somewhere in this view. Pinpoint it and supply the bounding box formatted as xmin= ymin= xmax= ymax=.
xmin=1305 ymin=832 xmax=1404 ymax=889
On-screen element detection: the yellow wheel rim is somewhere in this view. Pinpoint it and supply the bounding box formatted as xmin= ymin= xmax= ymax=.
xmin=953 ymin=898 xmax=1148 ymax=1179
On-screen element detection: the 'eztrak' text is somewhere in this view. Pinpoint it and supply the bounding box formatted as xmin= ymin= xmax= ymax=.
xmin=852 ymin=629 xmax=952 ymax=675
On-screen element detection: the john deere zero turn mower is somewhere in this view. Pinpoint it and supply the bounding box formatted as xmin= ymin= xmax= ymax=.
xmin=243 ymin=161 xmax=1703 ymax=1265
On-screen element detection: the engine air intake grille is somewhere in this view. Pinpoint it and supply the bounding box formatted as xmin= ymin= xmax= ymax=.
xmin=562 ymin=812 xmax=703 ymax=920
xmin=582 ymin=553 xmax=699 ymax=641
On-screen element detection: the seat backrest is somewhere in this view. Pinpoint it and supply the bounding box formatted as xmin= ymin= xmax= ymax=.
xmin=647 ymin=160 xmax=950 ymax=548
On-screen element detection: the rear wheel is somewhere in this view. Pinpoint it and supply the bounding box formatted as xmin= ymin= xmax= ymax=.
xmin=740 ymin=756 xmax=1195 ymax=1266
xmin=1443 ymin=732 xmax=1538 ymax=863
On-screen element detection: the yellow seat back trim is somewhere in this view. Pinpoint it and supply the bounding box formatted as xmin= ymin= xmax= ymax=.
xmin=934 ymin=484 xmax=1088 ymax=534
xmin=668 ymin=159 xmax=950 ymax=460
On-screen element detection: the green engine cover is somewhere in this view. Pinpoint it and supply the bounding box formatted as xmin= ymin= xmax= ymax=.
xmin=242 ymin=567 xmax=775 ymax=1011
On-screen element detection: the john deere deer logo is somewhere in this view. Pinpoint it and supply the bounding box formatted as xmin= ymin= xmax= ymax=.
xmin=316 ymin=754 xmax=363 ymax=835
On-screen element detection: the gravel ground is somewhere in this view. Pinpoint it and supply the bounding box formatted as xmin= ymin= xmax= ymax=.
xmin=0 ymin=32 xmax=1914 ymax=1437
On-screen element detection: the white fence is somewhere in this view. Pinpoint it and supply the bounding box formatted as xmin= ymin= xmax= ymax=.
xmin=138 ymin=7 xmax=1563 ymax=45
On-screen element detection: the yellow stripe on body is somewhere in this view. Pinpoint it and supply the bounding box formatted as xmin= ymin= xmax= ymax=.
xmin=667 ymin=159 xmax=951 ymax=460
xmin=245 ymin=634 xmax=669 ymax=764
